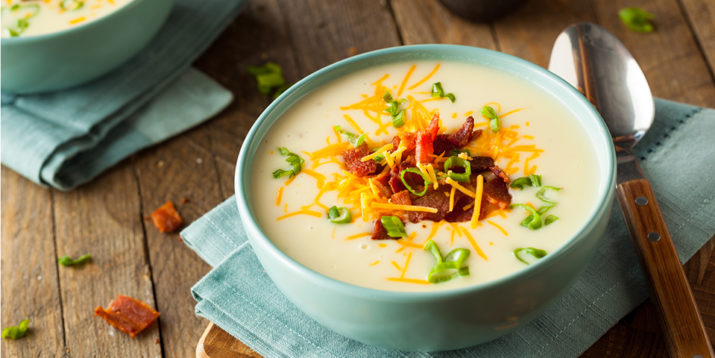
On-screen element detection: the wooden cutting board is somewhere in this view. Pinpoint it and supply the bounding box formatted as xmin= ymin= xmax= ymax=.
xmin=196 ymin=323 xmax=260 ymax=358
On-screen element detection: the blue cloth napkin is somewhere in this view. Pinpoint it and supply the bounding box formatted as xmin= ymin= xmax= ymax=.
xmin=182 ymin=99 xmax=715 ymax=357
xmin=0 ymin=0 xmax=247 ymax=190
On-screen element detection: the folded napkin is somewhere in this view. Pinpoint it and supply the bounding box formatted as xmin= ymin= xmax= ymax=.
xmin=183 ymin=99 xmax=715 ymax=357
xmin=0 ymin=0 xmax=248 ymax=191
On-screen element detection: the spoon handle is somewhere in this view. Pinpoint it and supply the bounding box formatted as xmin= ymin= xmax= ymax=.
xmin=617 ymin=178 xmax=714 ymax=357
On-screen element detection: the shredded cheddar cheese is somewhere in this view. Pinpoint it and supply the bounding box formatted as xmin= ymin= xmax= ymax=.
xmin=470 ymin=175 xmax=484 ymax=228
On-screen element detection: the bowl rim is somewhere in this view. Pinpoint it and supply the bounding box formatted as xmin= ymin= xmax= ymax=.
xmin=1 ymin=0 xmax=155 ymax=44
xmin=235 ymin=44 xmax=616 ymax=302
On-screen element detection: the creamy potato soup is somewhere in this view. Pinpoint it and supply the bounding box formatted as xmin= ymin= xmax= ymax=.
xmin=2 ymin=0 xmax=133 ymax=38
xmin=251 ymin=61 xmax=599 ymax=291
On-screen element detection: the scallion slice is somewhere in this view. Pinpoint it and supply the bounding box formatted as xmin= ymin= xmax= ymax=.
xmin=1 ymin=319 xmax=29 ymax=339
xmin=327 ymin=206 xmax=352 ymax=224
xmin=424 ymin=240 xmax=471 ymax=283
xmin=536 ymin=185 xmax=561 ymax=205
xmin=247 ymin=62 xmax=288 ymax=98
xmin=60 ymin=0 xmax=84 ymax=11
xmin=619 ymin=7 xmax=654 ymax=33
xmin=400 ymin=168 xmax=431 ymax=196
xmin=443 ymin=156 xmax=471 ymax=183
xmin=334 ymin=126 xmax=367 ymax=147
xmin=514 ymin=247 xmax=547 ymax=265
xmin=272 ymin=147 xmax=304 ymax=179
xmin=381 ymin=216 xmax=407 ymax=238
xmin=511 ymin=204 xmax=542 ymax=230
xmin=544 ymin=215 xmax=559 ymax=226
xmin=58 ymin=254 xmax=91 ymax=267
xmin=392 ymin=110 xmax=405 ymax=128
xmin=431 ymin=82 xmax=456 ymax=103
xmin=481 ymin=105 xmax=500 ymax=133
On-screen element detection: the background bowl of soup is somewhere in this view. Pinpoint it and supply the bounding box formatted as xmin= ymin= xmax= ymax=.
xmin=235 ymin=44 xmax=616 ymax=351
xmin=1 ymin=0 xmax=172 ymax=94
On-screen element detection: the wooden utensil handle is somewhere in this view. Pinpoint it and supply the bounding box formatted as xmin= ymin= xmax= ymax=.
xmin=617 ymin=179 xmax=714 ymax=357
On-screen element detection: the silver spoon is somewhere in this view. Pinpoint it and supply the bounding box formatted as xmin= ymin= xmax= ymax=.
xmin=548 ymin=22 xmax=713 ymax=357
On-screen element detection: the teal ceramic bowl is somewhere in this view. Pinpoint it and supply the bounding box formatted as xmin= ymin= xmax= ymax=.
xmin=235 ymin=44 xmax=616 ymax=351
xmin=1 ymin=0 xmax=172 ymax=94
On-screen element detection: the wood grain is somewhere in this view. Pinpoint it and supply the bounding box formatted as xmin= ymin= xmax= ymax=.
xmin=680 ymin=0 xmax=715 ymax=81
xmin=52 ymin=163 xmax=161 ymax=357
xmin=133 ymin=125 xmax=218 ymax=357
xmin=391 ymin=0 xmax=496 ymax=48
xmin=196 ymin=323 xmax=258 ymax=358
xmin=617 ymin=178 xmax=713 ymax=357
xmin=1 ymin=169 xmax=65 ymax=357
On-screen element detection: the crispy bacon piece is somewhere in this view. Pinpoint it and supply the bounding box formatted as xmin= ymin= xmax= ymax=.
xmin=151 ymin=201 xmax=183 ymax=233
xmin=489 ymin=165 xmax=511 ymax=184
xmin=449 ymin=116 xmax=474 ymax=147
xmin=409 ymin=188 xmax=451 ymax=222
xmin=94 ymin=295 xmax=160 ymax=338
xmin=432 ymin=134 xmax=455 ymax=156
xmin=371 ymin=217 xmax=401 ymax=240
xmin=390 ymin=190 xmax=412 ymax=206
xmin=470 ymin=156 xmax=495 ymax=172
xmin=483 ymin=177 xmax=512 ymax=210
xmin=415 ymin=114 xmax=440 ymax=164
xmin=341 ymin=143 xmax=377 ymax=177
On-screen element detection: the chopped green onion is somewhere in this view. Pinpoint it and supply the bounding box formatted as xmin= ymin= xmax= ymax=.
xmin=2 ymin=319 xmax=29 ymax=339
xmin=431 ymin=82 xmax=456 ymax=103
xmin=511 ymin=204 xmax=542 ymax=230
xmin=481 ymin=105 xmax=500 ymax=133
xmin=383 ymin=91 xmax=393 ymax=102
xmin=60 ymin=0 xmax=84 ymax=11
xmin=392 ymin=110 xmax=405 ymax=128
xmin=536 ymin=186 xmax=561 ymax=205
xmin=334 ymin=126 xmax=367 ymax=147
xmin=327 ymin=206 xmax=352 ymax=224
xmin=400 ymin=168 xmax=431 ymax=196
xmin=57 ymin=254 xmax=91 ymax=267
xmin=544 ymin=215 xmax=559 ymax=225
xmin=424 ymin=240 xmax=471 ymax=283
xmin=514 ymin=247 xmax=547 ymax=265
xmin=443 ymin=156 xmax=471 ymax=183
xmin=372 ymin=153 xmax=385 ymax=162
xmin=247 ymin=62 xmax=288 ymax=98
xmin=510 ymin=174 xmax=542 ymax=189
xmin=2 ymin=3 xmax=40 ymax=37
xmin=424 ymin=240 xmax=443 ymax=265
xmin=381 ymin=216 xmax=407 ymax=238
xmin=272 ymin=147 xmax=304 ymax=179
xmin=450 ymin=149 xmax=470 ymax=156
xmin=619 ymin=7 xmax=654 ymax=33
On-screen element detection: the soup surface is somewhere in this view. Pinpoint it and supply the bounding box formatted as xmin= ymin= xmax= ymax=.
xmin=251 ymin=61 xmax=600 ymax=291
xmin=2 ymin=0 xmax=133 ymax=38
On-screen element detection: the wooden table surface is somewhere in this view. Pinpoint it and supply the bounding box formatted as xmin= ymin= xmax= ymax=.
xmin=2 ymin=0 xmax=714 ymax=357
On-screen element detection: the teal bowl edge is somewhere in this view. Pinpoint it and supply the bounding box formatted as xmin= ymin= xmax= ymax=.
xmin=1 ymin=0 xmax=173 ymax=94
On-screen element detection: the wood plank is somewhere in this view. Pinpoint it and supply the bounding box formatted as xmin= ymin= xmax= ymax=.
xmin=1 ymin=169 xmax=65 ymax=357
xmin=52 ymin=162 xmax=161 ymax=357
xmin=391 ymin=0 xmax=496 ymax=48
xmin=679 ymin=0 xmax=715 ymax=83
xmin=591 ymin=0 xmax=715 ymax=106
xmin=133 ymin=125 xmax=219 ymax=358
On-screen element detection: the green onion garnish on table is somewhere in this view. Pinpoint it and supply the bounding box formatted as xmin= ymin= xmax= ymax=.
xmin=424 ymin=240 xmax=471 ymax=283
xmin=272 ymin=147 xmax=304 ymax=179
xmin=443 ymin=156 xmax=471 ymax=183
xmin=619 ymin=7 xmax=655 ymax=33
xmin=2 ymin=319 xmax=29 ymax=339
xmin=400 ymin=168 xmax=431 ymax=196
xmin=247 ymin=62 xmax=288 ymax=99
xmin=327 ymin=206 xmax=352 ymax=224
xmin=513 ymin=247 xmax=547 ymax=265
xmin=481 ymin=105 xmax=500 ymax=132
xmin=57 ymin=254 xmax=91 ymax=267
xmin=381 ymin=216 xmax=407 ymax=238
xmin=430 ymin=82 xmax=456 ymax=103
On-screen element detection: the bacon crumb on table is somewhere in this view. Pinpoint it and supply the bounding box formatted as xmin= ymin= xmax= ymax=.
xmin=150 ymin=201 xmax=183 ymax=233
xmin=94 ymin=295 xmax=160 ymax=338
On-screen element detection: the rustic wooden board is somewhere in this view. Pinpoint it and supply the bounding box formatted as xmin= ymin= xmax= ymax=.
xmin=1 ymin=169 xmax=65 ymax=357
xmin=52 ymin=163 xmax=161 ymax=357
xmin=680 ymin=0 xmax=715 ymax=78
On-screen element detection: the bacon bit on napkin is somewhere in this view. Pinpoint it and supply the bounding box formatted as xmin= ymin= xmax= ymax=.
xmin=94 ymin=295 xmax=159 ymax=338
xmin=150 ymin=201 xmax=183 ymax=233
